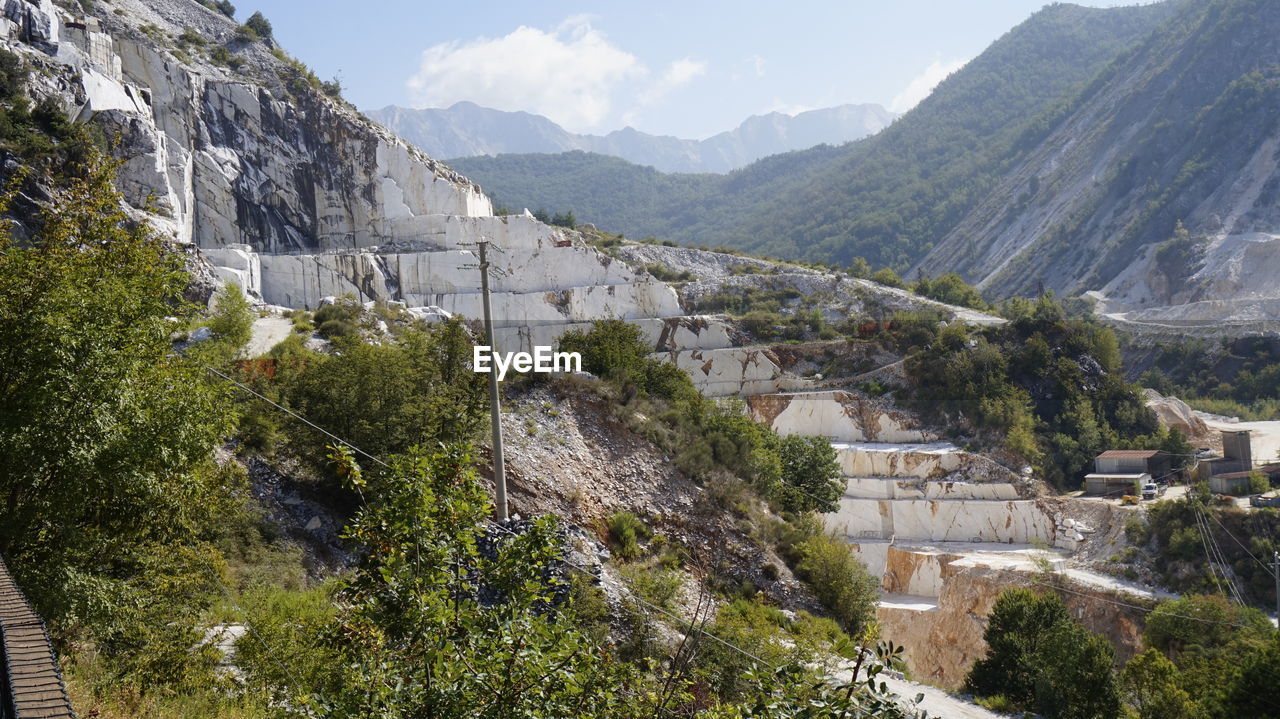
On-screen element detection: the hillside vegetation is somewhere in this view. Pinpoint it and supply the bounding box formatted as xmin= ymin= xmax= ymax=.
xmin=921 ymin=0 xmax=1280 ymax=297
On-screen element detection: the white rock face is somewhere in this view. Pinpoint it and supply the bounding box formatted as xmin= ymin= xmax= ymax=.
xmin=748 ymin=391 xmax=936 ymax=443
xmin=657 ymin=347 xmax=815 ymax=397
xmin=828 ymin=497 xmax=1058 ymax=545
xmin=833 ymin=442 xmax=966 ymax=479
xmin=842 ymin=477 xmax=1021 ymax=500
xmin=492 ymin=315 xmax=736 ymax=355
xmin=4 ymin=1 xmax=719 ymax=351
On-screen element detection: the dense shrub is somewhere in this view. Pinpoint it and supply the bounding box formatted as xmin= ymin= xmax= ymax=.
xmin=607 ymin=511 xmax=649 ymax=560
xmin=906 ymin=294 xmax=1167 ymax=488
xmin=789 ymin=529 xmax=878 ymax=635
xmin=1143 ymin=500 xmax=1280 ymax=606
xmin=243 ymin=11 xmax=272 ymax=39
xmin=965 ymin=588 xmax=1121 ymax=719
xmin=197 ymin=0 xmax=236 ymax=18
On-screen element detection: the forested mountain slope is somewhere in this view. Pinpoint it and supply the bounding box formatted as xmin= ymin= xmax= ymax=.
xmin=452 ymin=1 xmax=1179 ymax=269
xmin=918 ymin=0 xmax=1280 ymax=321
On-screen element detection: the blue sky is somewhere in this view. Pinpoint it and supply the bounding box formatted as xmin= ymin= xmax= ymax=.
xmin=241 ymin=0 xmax=1152 ymax=139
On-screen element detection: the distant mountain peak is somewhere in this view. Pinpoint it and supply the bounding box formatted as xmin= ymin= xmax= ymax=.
xmin=366 ymin=103 xmax=897 ymax=173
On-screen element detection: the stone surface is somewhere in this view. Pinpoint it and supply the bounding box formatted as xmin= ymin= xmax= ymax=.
xmin=828 ymin=497 xmax=1059 ymax=545
xmin=656 ymin=347 xmax=815 ymax=397
xmin=748 ymin=390 xmax=936 ymax=443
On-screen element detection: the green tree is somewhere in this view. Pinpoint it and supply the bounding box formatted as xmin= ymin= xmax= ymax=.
xmin=0 ymin=157 xmax=234 ymax=679
xmin=870 ymin=267 xmax=905 ymax=288
xmin=1143 ymin=594 xmax=1272 ymax=661
xmin=309 ymin=445 xmax=638 ymax=717
xmin=1032 ymin=620 xmax=1122 ymax=719
xmin=286 ymin=322 xmax=485 ymax=477
xmin=243 ymin=11 xmax=272 ymax=39
xmin=205 ymin=282 xmax=254 ymax=360
xmin=1221 ymin=632 xmax=1280 ymax=719
xmin=557 ymin=318 xmax=699 ymax=403
xmin=1121 ymin=648 xmax=1204 ymax=719
xmin=911 ymin=273 xmax=989 ymax=310
xmin=966 ymin=588 xmax=1121 ymax=719
xmin=776 ymin=434 xmax=841 ymax=513
xmin=848 ymin=257 xmax=872 ymax=278
xmin=794 ymin=532 xmax=879 ymax=635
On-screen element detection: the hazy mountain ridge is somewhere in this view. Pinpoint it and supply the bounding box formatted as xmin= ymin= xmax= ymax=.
xmin=449 ymin=1 xmax=1179 ymax=269
xmin=367 ymin=101 xmax=896 ymax=173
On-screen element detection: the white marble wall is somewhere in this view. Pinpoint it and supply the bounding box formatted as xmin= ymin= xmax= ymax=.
xmin=827 ymin=497 xmax=1058 ymax=545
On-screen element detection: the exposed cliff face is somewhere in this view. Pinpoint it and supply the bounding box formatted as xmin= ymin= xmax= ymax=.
xmin=1 ymin=0 xmax=695 ymax=331
xmin=4 ymin=0 xmax=490 ymax=250
xmin=877 ymin=562 xmax=1147 ymax=689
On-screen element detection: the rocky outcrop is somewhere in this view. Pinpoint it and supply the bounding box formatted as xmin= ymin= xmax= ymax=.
xmin=748 ymin=390 xmax=936 ymax=443
xmin=1143 ymin=389 xmax=1212 ymax=441
xmin=2 ymin=0 xmax=701 ymax=342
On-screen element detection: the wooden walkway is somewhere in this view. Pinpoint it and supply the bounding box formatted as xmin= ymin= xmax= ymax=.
xmin=0 ymin=558 xmax=73 ymax=718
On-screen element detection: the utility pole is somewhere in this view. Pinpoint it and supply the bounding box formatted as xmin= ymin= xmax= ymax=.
xmin=1274 ymin=550 xmax=1279 ymax=622
xmin=477 ymin=240 xmax=508 ymax=522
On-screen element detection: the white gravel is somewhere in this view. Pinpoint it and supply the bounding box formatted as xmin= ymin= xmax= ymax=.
xmin=245 ymin=316 xmax=295 ymax=357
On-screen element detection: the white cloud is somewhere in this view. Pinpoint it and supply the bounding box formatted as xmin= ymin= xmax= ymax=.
xmin=636 ymin=58 xmax=707 ymax=105
xmin=890 ymin=58 xmax=966 ymax=113
xmin=406 ymin=19 xmax=643 ymax=131
xmin=750 ymin=54 xmax=766 ymax=77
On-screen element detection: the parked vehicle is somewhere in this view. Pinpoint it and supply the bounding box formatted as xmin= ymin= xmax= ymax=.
xmin=1141 ymin=482 xmax=1158 ymax=500
xmin=1249 ymin=494 xmax=1280 ymax=508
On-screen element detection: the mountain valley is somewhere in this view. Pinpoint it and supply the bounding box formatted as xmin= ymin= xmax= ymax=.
xmin=1 ymin=1 xmax=1279 ymax=718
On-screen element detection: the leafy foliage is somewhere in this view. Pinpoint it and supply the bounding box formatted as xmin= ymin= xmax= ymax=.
xmin=558 ymin=319 xmax=839 ymax=511
xmin=292 ymin=445 xmax=636 ymax=717
xmin=0 ymin=155 xmax=234 ymax=683
xmin=253 ymin=319 xmax=487 ymax=481
xmin=790 ymin=531 xmax=879 ymax=636
xmin=1126 ymin=594 xmax=1278 ymax=718
xmin=965 ymin=588 xmax=1122 ymax=719
xmin=197 ymin=0 xmax=236 ymax=19
xmin=1139 ymin=501 xmax=1280 ymax=607
xmin=204 ymin=283 xmax=254 ymax=360
xmin=1121 ymin=648 xmax=1204 ymax=719
xmin=1139 ymin=334 xmax=1280 ymax=422
xmin=906 ymin=295 xmax=1168 ymax=488
xmin=243 ymin=11 xmax=272 ymax=39
xmin=775 ymin=435 xmax=841 ymax=513
xmin=0 ymin=48 xmax=101 ymax=174
xmin=910 ymin=273 xmax=990 ymax=311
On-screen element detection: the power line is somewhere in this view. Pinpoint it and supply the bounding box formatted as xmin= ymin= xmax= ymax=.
xmin=1203 ymin=506 xmax=1277 ymax=580
xmin=1027 ymin=577 xmax=1263 ymax=630
xmin=202 ymin=364 xmax=391 ymax=471
xmin=205 ymin=363 xmax=914 ymax=716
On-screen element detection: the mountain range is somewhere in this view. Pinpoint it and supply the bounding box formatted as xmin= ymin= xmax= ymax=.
xmin=367 ymin=102 xmax=896 ymax=174
xmin=449 ymin=0 xmax=1280 ymax=325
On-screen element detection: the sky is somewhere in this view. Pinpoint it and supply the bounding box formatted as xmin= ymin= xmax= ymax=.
xmin=240 ymin=0 xmax=1151 ymax=139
